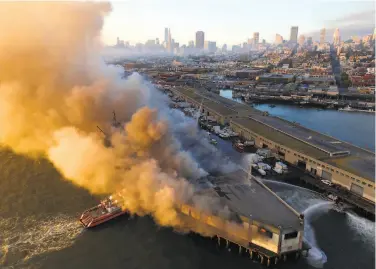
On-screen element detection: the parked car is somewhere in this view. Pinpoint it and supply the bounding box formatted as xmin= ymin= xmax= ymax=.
xmin=321 ymin=179 xmax=333 ymax=186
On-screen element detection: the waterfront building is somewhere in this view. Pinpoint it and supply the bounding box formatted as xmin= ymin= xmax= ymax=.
xmin=290 ymin=26 xmax=299 ymax=43
xmin=196 ymin=31 xmax=205 ymax=49
xmin=171 ymin=87 xmax=375 ymax=204
xmin=257 ymin=74 xmax=295 ymax=83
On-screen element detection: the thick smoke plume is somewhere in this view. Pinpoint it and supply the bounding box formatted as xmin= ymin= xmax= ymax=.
xmin=0 ymin=2 xmax=222 ymax=229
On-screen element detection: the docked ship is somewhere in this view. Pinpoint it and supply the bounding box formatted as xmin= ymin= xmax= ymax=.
xmin=79 ymin=196 xmax=128 ymax=228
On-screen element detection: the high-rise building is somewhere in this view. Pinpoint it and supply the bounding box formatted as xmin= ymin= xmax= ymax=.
xmin=222 ymin=44 xmax=227 ymax=52
xmin=204 ymin=41 xmax=216 ymax=53
xmin=352 ymin=36 xmax=361 ymax=44
xmin=253 ymin=32 xmax=259 ymax=45
xmin=204 ymin=41 xmax=209 ymax=50
xmin=290 ymin=26 xmax=299 ymax=43
xmin=156 ymin=38 xmax=160 ymax=45
xmin=209 ymin=41 xmax=216 ymax=53
xmin=298 ymin=35 xmax=305 ymax=46
xmin=333 ymin=28 xmax=341 ymax=46
xmin=167 ymin=28 xmax=172 ymax=53
xmin=195 ymin=31 xmax=205 ymax=49
xmin=164 ymin=28 xmax=169 ymax=44
xmin=307 ymin=37 xmax=313 ymax=46
xmin=188 ymin=40 xmax=194 ymax=48
xmin=320 ymin=28 xmax=326 ymax=45
xmin=275 ymin=34 xmax=283 ymax=45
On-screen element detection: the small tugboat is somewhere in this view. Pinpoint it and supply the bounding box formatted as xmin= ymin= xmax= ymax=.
xmin=79 ymin=196 xmax=128 ymax=228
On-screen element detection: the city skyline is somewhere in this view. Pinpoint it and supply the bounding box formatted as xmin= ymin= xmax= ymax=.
xmin=102 ymin=0 xmax=375 ymax=46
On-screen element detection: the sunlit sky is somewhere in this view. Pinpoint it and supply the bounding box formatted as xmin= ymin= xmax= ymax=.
xmin=102 ymin=0 xmax=375 ymax=46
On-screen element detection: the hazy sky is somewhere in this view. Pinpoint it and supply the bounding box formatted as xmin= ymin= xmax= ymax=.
xmin=102 ymin=0 xmax=375 ymax=46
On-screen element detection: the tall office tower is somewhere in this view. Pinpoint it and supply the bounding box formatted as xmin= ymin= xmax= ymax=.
xmin=253 ymin=32 xmax=259 ymax=45
xmin=333 ymin=28 xmax=341 ymax=45
xmin=188 ymin=40 xmax=194 ymax=48
xmin=320 ymin=28 xmax=326 ymax=45
xmin=167 ymin=28 xmax=172 ymax=53
xmin=275 ymin=34 xmax=283 ymax=45
xmin=156 ymin=38 xmax=160 ymax=45
xmin=290 ymin=26 xmax=299 ymax=43
xmin=195 ymin=31 xmax=205 ymax=49
xmin=298 ymin=35 xmax=306 ymax=46
xmin=222 ymin=44 xmax=227 ymax=52
xmin=164 ymin=28 xmax=168 ymax=44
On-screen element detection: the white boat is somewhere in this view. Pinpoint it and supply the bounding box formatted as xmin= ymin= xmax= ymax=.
xmin=257 ymin=168 xmax=266 ymax=176
xmin=339 ymin=105 xmax=375 ymax=113
xmin=219 ymin=132 xmax=230 ymax=139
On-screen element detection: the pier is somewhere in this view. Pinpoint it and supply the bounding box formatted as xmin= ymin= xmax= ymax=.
xmin=178 ymin=170 xmax=310 ymax=265
xmin=169 ymin=86 xmax=375 ymax=212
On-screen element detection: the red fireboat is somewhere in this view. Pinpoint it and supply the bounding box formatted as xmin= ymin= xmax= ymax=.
xmin=79 ymin=196 xmax=128 ymax=228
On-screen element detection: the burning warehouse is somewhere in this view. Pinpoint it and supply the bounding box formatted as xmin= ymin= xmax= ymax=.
xmin=177 ymin=170 xmax=309 ymax=266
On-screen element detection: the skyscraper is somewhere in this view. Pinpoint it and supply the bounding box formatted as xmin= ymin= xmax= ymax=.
xmin=167 ymin=28 xmax=172 ymax=53
xmin=290 ymin=26 xmax=298 ymax=43
xmin=275 ymin=34 xmax=283 ymax=45
xmin=195 ymin=31 xmax=205 ymax=49
xmin=188 ymin=40 xmax=194 ymax=48
xmin=298 ymin=35 xmax=305 ymax=46
xmin=333 ymin=28 xmax=341 ymax=46
xmin=164 ymin=28 xmax=168 ymax=44
xmin=253 ymin=32 xmax=259 ymax=45
xmin=320 ymin=28 xmax=326 ymax=45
